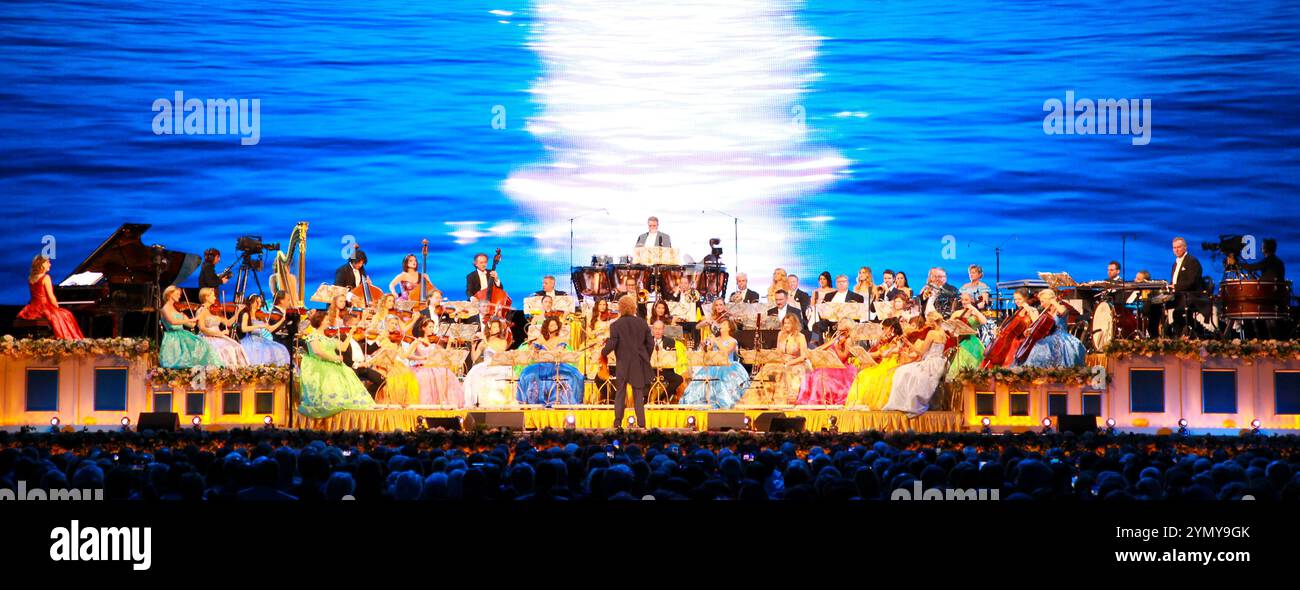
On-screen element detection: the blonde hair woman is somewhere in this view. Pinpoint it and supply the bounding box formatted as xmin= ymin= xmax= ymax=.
xmin=680 ymin=317 xmax=750 ymax=409
xmin=1017 ymin=289 xmax=1087 ymax=368
xmin=157 ymin=285 xmax=223 ymax=368
xmin=883 ymin=311 xmax=950 ymax=416
xmin=854 ymin=266 xmax=875 ymax=299
xmin=195 ymin=287 xmax=248 ymax=366
xmin=767 ymin=267 xmax=788 ymax=303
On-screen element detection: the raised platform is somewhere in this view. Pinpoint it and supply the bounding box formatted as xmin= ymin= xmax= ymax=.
xmin=292 ymin=406 xmax=965 ymax=433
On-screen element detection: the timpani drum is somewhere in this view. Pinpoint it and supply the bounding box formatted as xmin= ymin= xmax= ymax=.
xmin=611 ymin=263 xmax=654 ymax=293
xmin=1090 ymin=301 xmax=1138 ymax=350
xmin=696 ymin=265 xmax=729 ymax=300
xmin=1221 ymin=279 xmax=1290 ymax=320
xmin=656 ymin=265 xmax=687 ymax=295
xmin=571 ymin=266 xmax=614 ymax=300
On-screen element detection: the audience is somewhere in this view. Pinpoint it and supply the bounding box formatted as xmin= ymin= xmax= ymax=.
xmin=1 ymin=428 xmax=1297 ymax=501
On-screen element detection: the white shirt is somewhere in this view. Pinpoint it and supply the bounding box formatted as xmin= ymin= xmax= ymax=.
xmin=477 ymin=269 xmax=489 ymax=290
xmin=347 ymin=338 xmax=365 ymax=366
xmin=831 ymin=290 xmax=848 ymax=303
xmin=1171 ymin=254 xmax=1188 ymax=288
xmin=644 ymin=231 xmax=659 ymax=247
xmin=776 ymin=306 xmax=787 ymax=322
xmin=351 ymin=266 xmax=362 ymax=287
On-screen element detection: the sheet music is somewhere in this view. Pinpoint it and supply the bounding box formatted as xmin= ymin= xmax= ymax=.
xmin=58 ymin=271 xmax=104 ymax=287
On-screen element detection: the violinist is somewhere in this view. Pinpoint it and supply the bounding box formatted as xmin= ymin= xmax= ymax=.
xmin=339 ymin=311 xmax=386 ymax=398
xmin=268 ymin=290 xmax=300 ymax=349
xmin=648 ymin=300 xmax=676 ymax=326
xmin=334 ymin=249 xmax=368 ymax=290
xmin=158 ymin=285 xmax=223 ymax=369
xmin=195 ymin=287 xmax=248 ymax=367
xmin=796 ymin=319 xmax=859 ymax=405
xmin=462 ymin=318 xmax=516 ymax=407
xmin=235 ymin=294 xmax=290 ymax=366
xmin=582 ymin=298 xmax=615 ymax=401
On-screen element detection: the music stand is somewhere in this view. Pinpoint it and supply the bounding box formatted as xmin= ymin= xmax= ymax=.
xmin=647 ymin=348 xmax=679 ymax=404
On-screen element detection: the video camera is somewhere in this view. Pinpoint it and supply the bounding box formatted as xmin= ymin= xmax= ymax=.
xmin=236 ymin=235 xmax=280 ymax=256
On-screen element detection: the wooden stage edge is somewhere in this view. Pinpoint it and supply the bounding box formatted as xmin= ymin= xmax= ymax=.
xmin=292 ymin=406 xmax=966 ymax=433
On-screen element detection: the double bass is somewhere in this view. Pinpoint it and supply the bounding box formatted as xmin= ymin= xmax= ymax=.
xmin=349 ymin=244 xmax=384 ymax=306
xmin=473 ymin=248 xmax=512 ymax=320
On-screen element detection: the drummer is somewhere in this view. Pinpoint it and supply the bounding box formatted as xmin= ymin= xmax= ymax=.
xmin=1229 ymin=238 xmax=1285 ymax=282
xmin=635 ymin=216 xmax=672 ymax=248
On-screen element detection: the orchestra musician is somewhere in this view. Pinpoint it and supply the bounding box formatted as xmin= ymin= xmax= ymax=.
xmin=158 ymin=285 xmax=222 ymax=368
xmin=766 ymin=268 xmax=788 ymax=303
xmin=959 ymin=264 xmax=992 ymax=310
xmin=234 ymin=294 xmax=290 ymax=366
xmin=650 ymin=320 xmax=685 ymax=402
xmin=1106 ymin=260 xmax=1123 ymax=283
xmin=853 ymin=266 xmax=875 ymax=301
xmin=462 ymin=318 xmax=516 ymax=407
xmin=728 ymin=272 xmax=760 ymax=303
xmin=268 ymin=290 xmax=300 ymax=350
xmin=917 ymin=267 xmax=959 ymax=316
xmin=339 ymin=311 xmax=386 ymax=398
xmin=465 ymin=252 xmax=503 ymax=299
xmin=880 ymin=269 xmax=898 ymax=301
xmin=811 ymin=274 xmax=865 ymax=343
xmin=785 ymin=274 xmax=813 ymax=316
xmin=1229 ymin=238 xmax=1285 ymax=281
xmin=649 ymin=300 xmax=676 ymax=326
xmin=766 ymin=289 xmax=804 ymax=331
xmin=893 ymin=271 xmax=914 ymax=299
xmin=634 ymin=216 xmax=672 ymax=248
xmin=389 ymin=254 xmax=438 ymax=302
xmin=333 ymin=249 xmax=367 ymax=289
xmin=532 ymin=274 xmax=567 ymax=297
xmin=195 ymin=287 xmax=248 ymax=367
xmin=18 ymin=254 xmax=85 ymax=340
xmin=981 ymin=287 xmax=1035 ymax=368
xmin=1151 ymin=236 xmax=1209 ymax=337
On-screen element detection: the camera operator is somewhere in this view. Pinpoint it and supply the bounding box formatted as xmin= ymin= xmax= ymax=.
xmin=198 ymin=248 xmax=230 ymax=293
xmin=1228 ymin=238 xmax=1286 ymax=282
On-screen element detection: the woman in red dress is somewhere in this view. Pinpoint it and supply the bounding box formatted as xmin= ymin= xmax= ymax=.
xmin=18 ymin=255 xmax=85 ymax=340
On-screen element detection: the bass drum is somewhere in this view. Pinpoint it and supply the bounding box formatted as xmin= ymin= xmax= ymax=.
xmin=1090 ymin=301 xmax=1138 ymax=351
xmin=1221 ymin=279 xmax=1290 ymax=320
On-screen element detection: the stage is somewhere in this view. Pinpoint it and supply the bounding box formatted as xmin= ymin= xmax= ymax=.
xmin=292 ymin=405 xmax=965 ymax=433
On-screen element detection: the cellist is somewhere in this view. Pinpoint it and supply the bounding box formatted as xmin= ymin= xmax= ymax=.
xmin=980 ymin=287 xmax=1036 ymax=368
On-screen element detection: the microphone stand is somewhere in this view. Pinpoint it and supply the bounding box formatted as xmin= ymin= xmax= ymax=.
xmin=568 ymin=209 xmax=610 ymax=294
xmin=703 ymin=209 xmax=741 ymax=273
xmin=967 ymin=236 xmax=1017 ymax=319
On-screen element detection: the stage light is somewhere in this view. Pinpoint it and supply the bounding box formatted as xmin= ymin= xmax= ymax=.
xmin=1041 ymin=417 xmax=1053 ymax=434
xmin=50 ymin=417 xmax=60 ymax=427
xmin=1251 ymin=419 xmax=1262 ymax=434
xmin=191 ymin=416 xmax=202 ymax=431
xmin=565 ymin=413 xmax=576 ymax=428
xmin=743 ymin=415 xmax=752 ymax=431
xmin=980 ymin=417 xmax=992 ymax=435
xmin=1177 ymin=418 xmax=1188 ymax=436
xmin=626 ymin=415 xmax=637 ymax=428
xmin=262 ymin=415 xmax=274 ymax=427
xmin=686 ymin=415 xmax=697 ymax=430
xmin=1105 ymin=417 xmax=1116 ymax=435
xmin=121 ymin=416 xmax=131 ymax=427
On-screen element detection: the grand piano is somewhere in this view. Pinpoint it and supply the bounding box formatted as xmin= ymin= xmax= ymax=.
xmin=54 ymin=223 xmax=199 ymax=338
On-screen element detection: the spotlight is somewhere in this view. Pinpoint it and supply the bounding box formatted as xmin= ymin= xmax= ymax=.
xmin=120 ymin=416 xmax=131 ymax=432
xmin=1041 ymin=417 xmax=1053 ymax=434
xmin=626 ymin=415 xmax=637 ymax=428
xmin=1251 ymin=418 xmax=1262 ymax=435
xmin=565 ymin=413 xmax=576 ymax=429
xmin=1177 ymin=418 xmax=1189 ymax=436
xmin=743 ymin=415 xmax=752 ymax=431
xmin=980 ymin=417 xmax=992 ymax=435
xmin=262 ymin=415 xmax=274 ymax=427
xmin=1105 ymin=417 xmax=1116 ymax=435
xmin=686 ymin=415 xmax=697 ymax=430
xmin=49 ymin=416 xmax=60 ymax=433
xmin=191 ymin=416 xmax=202 ymax=430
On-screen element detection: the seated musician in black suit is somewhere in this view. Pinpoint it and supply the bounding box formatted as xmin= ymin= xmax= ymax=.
xmin=650 ymin=320 xmax=684 ymax=401
xmin=811 ymin=275 xmax=865 ymax=342
xmin=339 ymin=312 xmax=384 ymax=398
xmin=916 ymin=267 xmax=959 ymax=316
xmin=785 ymin=274 xmax=812 ymax=313
xmin=532 ymin=275 xmax=567 ymax=297
xmin=727 ymin=272 xmax=760 ymax=303
xmin=334 ymin=250 xmax=367 ymax=289
xmin=766 ymin=289 xmax=805 ymax=335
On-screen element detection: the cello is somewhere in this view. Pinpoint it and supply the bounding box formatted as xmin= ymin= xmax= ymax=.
xmin=1014 ymin=302 xmax=1061 ymax=365
xmin=473 ymin=248 xmax=512 ymax=320
xmin=981 ymin=307 xmax=1033 ymax=368
xmin=349 ymin=245 xmax=384 ymax=307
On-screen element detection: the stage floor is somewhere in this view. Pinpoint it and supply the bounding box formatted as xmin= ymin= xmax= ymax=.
xmin=292 ymin=405 xmax=965 ymax=433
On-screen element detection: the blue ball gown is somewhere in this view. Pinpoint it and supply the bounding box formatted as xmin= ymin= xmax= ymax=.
xmin=1020 ymin=313 xmax=1086 ymax=368
xmin=516 ymin=342 xmax=584 ymax=406
xmin=240 ymin=327 xmax=291 ymax=366
xmin=681 ymin=340 xmax=751 ymax=409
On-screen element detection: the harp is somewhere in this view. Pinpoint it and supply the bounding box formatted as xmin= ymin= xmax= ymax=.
xmin=271 ymin=221 xmax=308 ymax=308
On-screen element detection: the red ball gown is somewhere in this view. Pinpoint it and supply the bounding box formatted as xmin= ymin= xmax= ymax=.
xmin=18 ymin=276 xmax=85 ymax=340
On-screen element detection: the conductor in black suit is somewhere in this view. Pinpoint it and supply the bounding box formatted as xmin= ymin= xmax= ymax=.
xmin=602 ymin=295 xmax=654 ymax=429
xmin=1155 ymin=236 xmax=1208 ymax=336
xmin=334 ymin=250 xmax=367 ymax=289
xmin=634 ymin=216 xmax=671 ymax=248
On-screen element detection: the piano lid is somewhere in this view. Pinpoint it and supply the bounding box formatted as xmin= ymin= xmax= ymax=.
xmin=60 ymin=223 xmax=200 ymax=287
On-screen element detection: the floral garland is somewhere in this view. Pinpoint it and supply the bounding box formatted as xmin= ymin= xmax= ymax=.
xmin=149 ymin=365 xmax=292 ymax=389
xmin=952 ymin=365 xmax=1099 ymax=387
xmin=0 ymin=335 xmax=154 ymax=361
xmin=1104 ymin=338 xmax=1300 ymax=362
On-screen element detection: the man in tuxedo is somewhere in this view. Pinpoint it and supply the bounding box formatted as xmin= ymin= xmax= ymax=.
xmin=785 ymin=274 xmax=812 ymax=313
xmin=634 ymin=216 xmax=672 ymax=248
xmin=465 ymin=252 xmax=503 ymax=298
xmin=334 ymin=250 xmax=367 ymax=289
xmin=339 ymin=313 xmax=384 ymax=398
xmin=728 ymin=272 xmax=760 ymax=303
xmin=766 ymin=289 xmax=804 ymax=328
xmin=1106 ymin=260 xmax=1123 ymax=283
xmin=917 ymin=267 xmax=959 ymax=316
xmin=1152 ymin=236 xmax=1207 ymax=337
xmin=268 ymin=291 xmax=300 ymax=351
xmin=602 ymin=295 xmax=654 ymax=429
xmin=880 ymin=269 xmax=898 ymax=301
xmin=532 ymin=275 xmax=567 ymax=297
xmin=810 ymin=275 xmax=865 ymax=342
xmin=650 ymin=320 xmax=684 ymax=401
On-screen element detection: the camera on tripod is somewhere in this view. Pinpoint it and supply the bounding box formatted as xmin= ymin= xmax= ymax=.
xmin=236 ymin=235 xmax=280 ymax=256
xmin=1201 ymin=235 xmax=1245 ymax=257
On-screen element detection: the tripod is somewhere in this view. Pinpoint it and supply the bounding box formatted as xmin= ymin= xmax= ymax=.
xmin=232 ymin=251 xmax=267 ymax=304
